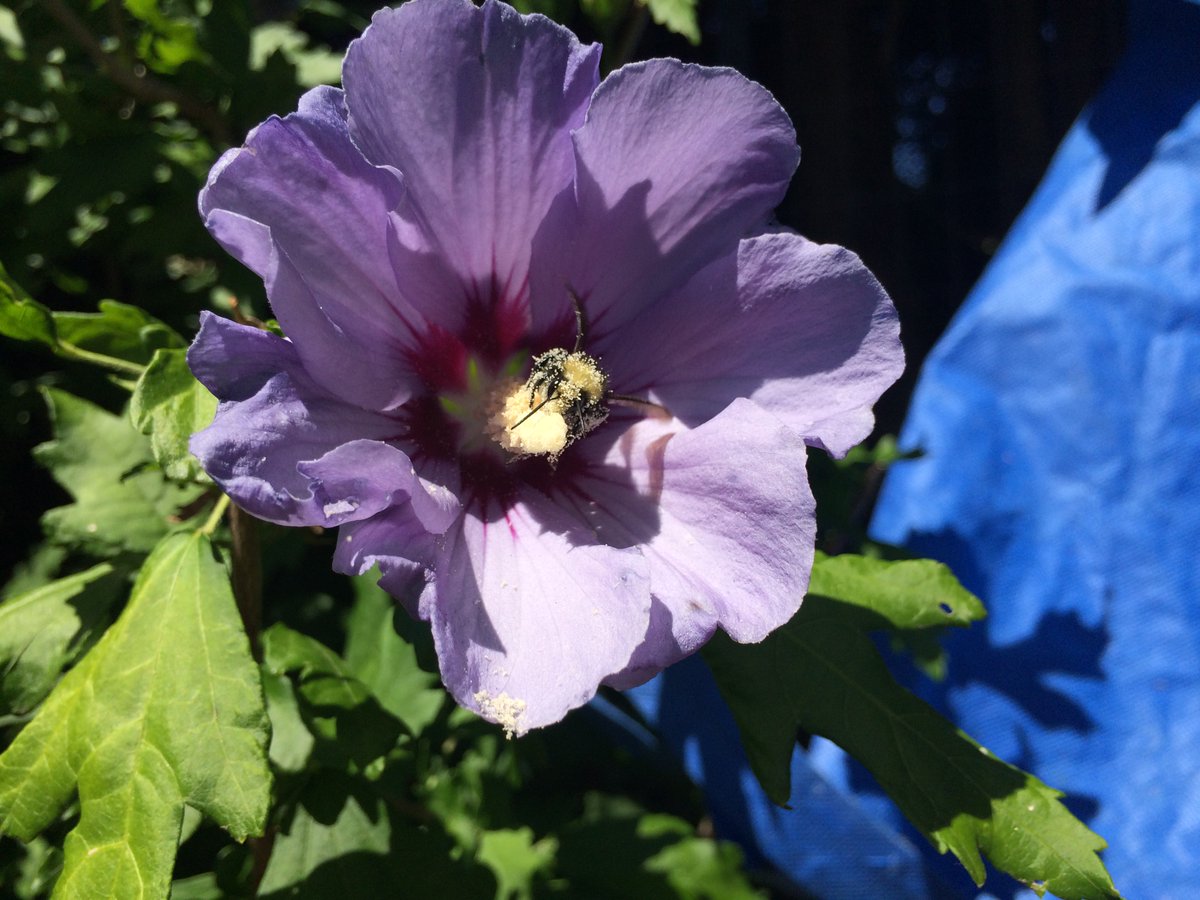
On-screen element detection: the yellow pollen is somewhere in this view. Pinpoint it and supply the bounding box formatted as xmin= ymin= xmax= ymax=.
xmin=473 ymin=690 xmax=527 ymax=739
xmin=561 ymin=354 xmax=605 ymax=401
xmin=488 ymin=379 xmax=570 ymax=457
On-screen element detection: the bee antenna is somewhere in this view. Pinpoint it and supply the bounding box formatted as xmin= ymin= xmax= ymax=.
xmin=509 ymin=393 xmax=559 ymax=430
xmin=566 ymin=286 xmax=588 ymax=353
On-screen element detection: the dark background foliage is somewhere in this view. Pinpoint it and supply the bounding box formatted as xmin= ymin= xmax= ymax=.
xmin=0 ymin=0 xmax=1125 ymax=589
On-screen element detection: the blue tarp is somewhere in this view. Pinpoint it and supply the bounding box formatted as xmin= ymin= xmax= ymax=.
xmin=627 ymin=0 xmax=1200 ymax=895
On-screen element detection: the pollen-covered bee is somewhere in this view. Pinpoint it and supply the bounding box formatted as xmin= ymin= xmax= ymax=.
xmin=521 ymin=345 xmax=611 ymax=441
xmin=491 ymin=289 xmax=664 ymax=461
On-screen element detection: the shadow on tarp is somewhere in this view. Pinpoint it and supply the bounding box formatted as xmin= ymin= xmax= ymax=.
xmin=621 ymin=1 xmax=1200 ymax=897
xmin=1088 ymin=0 xmax=1200 ymax=211
xmin=866 ymin=0 xmax=1200 ymax=896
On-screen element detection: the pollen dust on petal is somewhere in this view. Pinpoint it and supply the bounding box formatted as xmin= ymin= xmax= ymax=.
xmin=473 ymin=690 xmax=527 ymax=739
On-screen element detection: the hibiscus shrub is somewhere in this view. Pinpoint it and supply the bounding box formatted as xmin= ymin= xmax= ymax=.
xmin=0 ymin=2 xmax=1120 ymax=898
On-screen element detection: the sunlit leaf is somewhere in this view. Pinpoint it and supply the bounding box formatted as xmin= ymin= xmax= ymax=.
xmin=477 ymin=827 xmax=557 ymax=900
xmin=644 ymin=0 xmax=700 ymax=43
xmin=124 ymin=0 xmax=206 ymax=72
xmin=704 ymin=594 xmax=1121 ymax=899
xmin=0 ymin=532 xmax=271 ymax=897
xmin=129 ymin=347 xmax=216 ymax=482
xmin=0 ymin=262 xmax=56 ymax=348
xmin=640 ymin=815 xmax=763 ymax=900
xmin=250 ymin=23 xmax=343 ymax=87
xmin=809 ymin=552 xmax=986 ymax=629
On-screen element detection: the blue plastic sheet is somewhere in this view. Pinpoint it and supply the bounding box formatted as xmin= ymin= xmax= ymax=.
xmin=627 ymin=1 xmax=1200 ymax=896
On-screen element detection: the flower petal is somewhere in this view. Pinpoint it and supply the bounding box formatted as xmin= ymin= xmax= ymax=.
xmin=343 ymin=0 xmax=601 ymax=297
xmin=428 ymin=493 xmax=651 ymax=734
xmin=560 ymin=399 xmax=815 ymax=688
xmin=333 ymin=506 xmax=442 ymax=618
xmin=598 ymin=232 xmax=903 ymax=456
xmin=533 ymin=59 xmax=798 ymax=337
xmin=200 ymin=86 xmax=423 ymax=410
xmin=188 ymin=314 xmax=446 ymax=528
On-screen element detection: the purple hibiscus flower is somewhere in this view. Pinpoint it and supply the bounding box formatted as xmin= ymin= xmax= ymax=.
xmin=189 ymin=0 xmax=902 ymax=736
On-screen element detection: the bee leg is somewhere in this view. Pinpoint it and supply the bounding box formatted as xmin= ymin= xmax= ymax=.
xmin=609 ymin=394 xmax=672 ymax=420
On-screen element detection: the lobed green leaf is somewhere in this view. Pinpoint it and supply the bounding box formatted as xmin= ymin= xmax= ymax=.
xmin=129 ymin=347 xmax=216 ymax=482
xmin=0 ymin=532 xmax=272 ymax=897
xmin=34 ymin=389 xmax=202 ymax=556
xmin=704 ymin=592 xmax=1121 ymax=899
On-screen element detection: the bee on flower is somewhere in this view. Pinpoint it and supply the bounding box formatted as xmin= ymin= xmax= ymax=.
xmin=189 ymin=0 xmax=902 ymax=735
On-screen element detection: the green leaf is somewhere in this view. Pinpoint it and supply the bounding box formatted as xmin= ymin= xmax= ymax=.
xmin=0 ymin=267 xmax=181 ymax=375
xmin=343 ymin=576 xmax=446 ymax=737
xmin=644 ymin=0 xmax=700 ymax=43
xmin=0 ymin=532 xmax=271 ymax=897
xmin=476 ymin=827 xmax=556 ymax=900
xmin=256 ymin=771 xmax=391 ymax=897
xmin=0 ymin=261 xmax=56 ymax=347
xmin=169 ymin=872 xmax=222 ymax=900
xmin=1 ymin=544 xmax=70 ymax=606
xmin=249 ymin=23 xmax=343 ymax=87
xmin=640 ymin=815 xmax=762 ymax=900
xmin=555 ymin=808 xmax=761 ymax=899
xmin=123 ymin=0 xmax=206 ymax=72
xmin=257 ymin=770 xmax=494 ymax=898
xmin=809 ymin=552 xmax=986 ymax=629
xmin=53 ymin=300 xmax=185 ymax=368
xmin=0 ymin=563 xmax=124 ymax=715
xmin=129 ymin=347 xmax=216 ymax=481
xmin=6 ymin=836 xmax=62 ymax=899
xmin=262 ymin=624 xmax=404 ymax=769
xmin=34 ymin=389 xmax=202 ymax=555
xmin=703 ymin=595 xmax=1121 ymax=899
xmin=262 ymin=670 xmax=315 ymax=774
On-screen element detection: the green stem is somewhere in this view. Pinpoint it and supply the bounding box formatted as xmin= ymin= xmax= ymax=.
xmin=609 ymin=2 xmax=650 ymax=72
xmin=199 ymin=494 xmax=231 ymax=535
xmin=56 ymin=341 xmax=146 ymax=378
